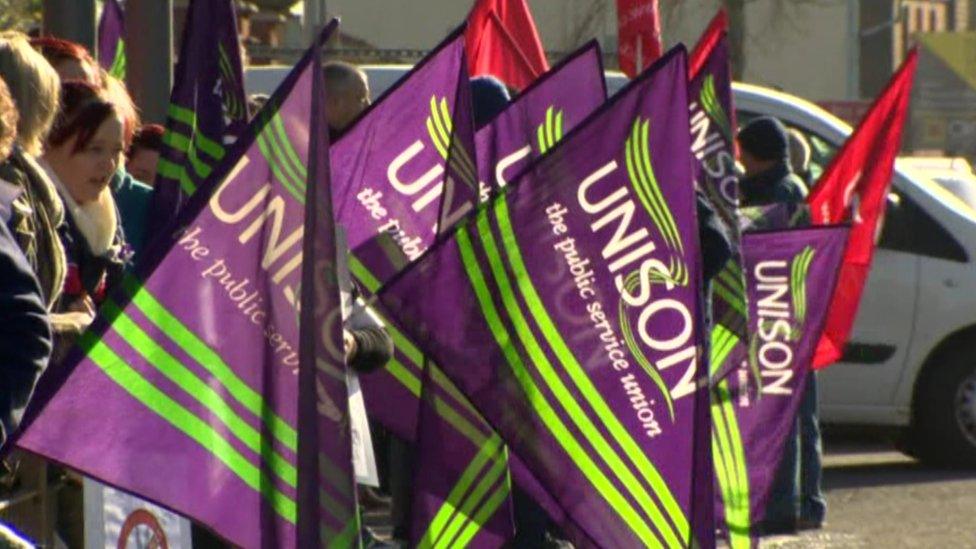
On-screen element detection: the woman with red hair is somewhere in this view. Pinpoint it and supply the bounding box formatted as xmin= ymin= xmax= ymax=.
xmin=32 ymin=37 xmax=153 ymax=258
xmin=39 ymin=80 xmax=130 ymax=359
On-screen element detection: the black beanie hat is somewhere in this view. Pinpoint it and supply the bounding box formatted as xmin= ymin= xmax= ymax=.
xmin=471 ymin=75 xmax=511 ymax=128
xmin=737 ymin=116 xmax=790 ymax=161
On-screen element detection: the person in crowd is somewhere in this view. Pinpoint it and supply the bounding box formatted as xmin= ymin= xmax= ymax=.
xmin=40 ymin=80 xmax=130 ymax=362
xmin=737 ymin=116 xmax=817 ymax=535
xmin=738 ymin=116 xmax=808 ymax=207
xmin=0 ymin=32 xmax=67 ymax=311
xmin=34 ymin=37 xmax=153 ymax=260
xmin=0 ymin=72 xmax=53 ymax=549
xmin=322 ymin=60 xmax=403 ymax=546
xmin=29 ymin=36 xmax=101 ymax=87
xmin=737 ymin=116 xmax=810 ymax=232
xmin=126 ymin=124 xmax=164 ymax=186
xmin=0 ymin=74 xmax=52 ymax=450
xmin=323 ymin=61 xmax=371 ymax=139
xmin=247 ymin=93 xmax=270 ymax=120
xmin=470 ymin=75 xmax=511 ymax=128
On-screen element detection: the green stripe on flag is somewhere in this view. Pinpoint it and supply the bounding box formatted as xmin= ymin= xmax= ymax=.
xmin=163 ymin=129 xmax=192 ymax=153
xmin=123 ymin=276 xmax=298 ymax=452
xmin=434 ymin=445 xmax=509 ymax=549
xmin=634 ymin=120 xmax=683 ymax=254
xmin=106 ymin=301 xmax=297 ymax=487
xmin=80 ymin=333 xmax=297 ymax=523
xmin=545 ymin=107 xmax=555 ymax=151
xmin=456 ymin=227 xmax=663 ymax=546
xmin=477 ymin=211 xmax=683 ymax=544
xmin=185 ymin=141 xmax=214 ymax=179
xmin=168 ymin=104 xmax=196 ymax=127
xmin=348 ymin=257 xmax=381 ymax=293
xmin=493 ymin=198 xmax=688 ymax=540
xmin=271 ymin=114 xmax=308 ymax=181
xmin=155 ymin=157 xmax=183 ymax=179
xmin=255 ymin=130 xmax=305 ymax=203
xmin=711 ymin=382 xmax=751 ymax=547
xmin=710 ymin=324 xmax=741 ymax=377
xmin=328 ymin=516 xmax=360 ymax=549
xmin=195 ymin=132 xmax=226 ymax=161
xmin=418 ymin=435 xmax=504 ymax=548
xmin=450 ymin=478 xmax=511 ymax=548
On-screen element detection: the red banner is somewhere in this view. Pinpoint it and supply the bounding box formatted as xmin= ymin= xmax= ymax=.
xmin=616 ymin=0 xmax=662 ymax=78
xmin=466 ymin=0 xmax=549 ymax=90
xmin=808 ymin=49 xmax=918 ymax=368
xmin=689 ymin=10 xmax=727 ymax=80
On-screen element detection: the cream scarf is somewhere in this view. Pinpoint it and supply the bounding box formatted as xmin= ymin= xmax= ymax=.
xmin=40 ymin=159 xmax=119 ymax=257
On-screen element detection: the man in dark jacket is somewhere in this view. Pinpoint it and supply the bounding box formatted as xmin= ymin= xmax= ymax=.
xmin=737 ymin=116 xmax=808 ymax=210
xmin=0 ymin=178 xmax=52 ymax=447
xmin=738 ymin=117 xmax=822 ymax=535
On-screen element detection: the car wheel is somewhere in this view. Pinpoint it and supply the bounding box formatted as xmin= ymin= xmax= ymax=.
xmin=913 ymin=357 xmax=976 ymax=467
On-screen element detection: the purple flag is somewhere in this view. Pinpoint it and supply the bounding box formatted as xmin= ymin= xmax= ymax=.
xmin=147 ymin=0 xmax=248 ymax=242
xmin=331 ymin=28 xmax=475 ymax=443
xmin=325 ymin=32 xmax=555 ymax=545
xmin=688 ymin=31 xmax=752 ymax=387
xmin=410 ymin=361 xmax=515 ymax=548
xmin=98 ymin=0 xmax=125 ymax=77
xmin=688 ymin=31 xmax=737 ymax=225
xmin=405 ymin=45 xmax=614 ymax=548
xmin=712 ymin=225 xmax=847 ymax=547
xmin=332 ymin=27 xmax=477 ymax=288
xmin=378 ymin=46 xmax=710 ymax=547
xmin=11 ymin=22 xmax=359 ymax=548
xmin=475 ymin=41 xmax=606 ymax=197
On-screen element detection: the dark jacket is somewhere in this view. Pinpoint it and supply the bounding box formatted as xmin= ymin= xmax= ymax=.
xmin=739 ymin=161 xmax=810 ymax=229
xmin=0 ymin=180 xmax=52 ymax=446
xmin=697 ymin=192 xmax=732 ymax=284
xmin=739 ymin=161 xmax=808 ymax=207
xmin=56 ymin=202 xmax=129 ymax=308
xmin=0 ymin=146 xmax=66 ymax=308
xmin=111 ymin=168 xmax=153 ymax=262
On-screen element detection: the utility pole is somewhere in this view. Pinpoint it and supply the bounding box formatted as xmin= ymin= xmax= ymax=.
xmin=125 ymin=0 xmax=173 ymax=124
xmin=304 ymin=0 xmax=328 ymax=43
xmin=43 ymin=0 xmax=96 ymax=52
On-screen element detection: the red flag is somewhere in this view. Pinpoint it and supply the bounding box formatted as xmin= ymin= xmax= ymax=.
xmin=466 ymin=0 xmax=549 ymax=90
xmin=808 ymin=49 xmax=918 ymax=368
xmin=615 ymin=0 xmax=663 ymax=78
xmin=689 ymin=9 xmax=728 ymax=80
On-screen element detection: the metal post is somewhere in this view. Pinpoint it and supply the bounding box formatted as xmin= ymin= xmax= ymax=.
xmin=847 ymin=0 xmax=861 ymax=99
xmin=125 ymin=0 xmax=173 ymax=124
xmin=42 ymin=0 xmax=96 ymax=52
xmin=304 ymin=0 xmax=327 ymax=43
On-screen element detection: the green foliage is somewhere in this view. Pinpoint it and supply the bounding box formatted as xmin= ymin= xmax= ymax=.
xmin=0 ymin=0 xmax=43 ymax=32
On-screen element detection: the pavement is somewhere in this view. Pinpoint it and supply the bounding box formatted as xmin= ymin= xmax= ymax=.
xmin=364 ymin=431 xmax=976 ymax=548
xmin=760 ymin=432 xmax=976 ymax=548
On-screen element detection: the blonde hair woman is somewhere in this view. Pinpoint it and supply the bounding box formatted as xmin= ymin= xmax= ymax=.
xmin=0 ymin=32 xmax=60 ymax=156
xmin=0 ymin=32 xmax=67 ymax=313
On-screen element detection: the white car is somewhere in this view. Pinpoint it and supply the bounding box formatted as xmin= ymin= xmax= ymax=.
xmin=734 ymin=83 xmax=976 ymax=466
xmin=247 ymin=65 xmax=976 ymax=466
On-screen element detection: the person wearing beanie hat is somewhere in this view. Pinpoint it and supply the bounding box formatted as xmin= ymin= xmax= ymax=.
xmin=741 ymin=118 xmax=823 ymax=537
xmin=470 ymin=75 xmax=511 ymax=128
xmin=736 ymin=116 xmax=808 ymax=210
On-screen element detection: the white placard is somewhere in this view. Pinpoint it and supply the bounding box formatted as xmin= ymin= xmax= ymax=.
xmin=335 ymin=227 xmax=380 ymax=487
xmin=83 ymin=478 xmax=192 ymax=549
xmin=348 ymin=370 xmax=379 ymax=487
